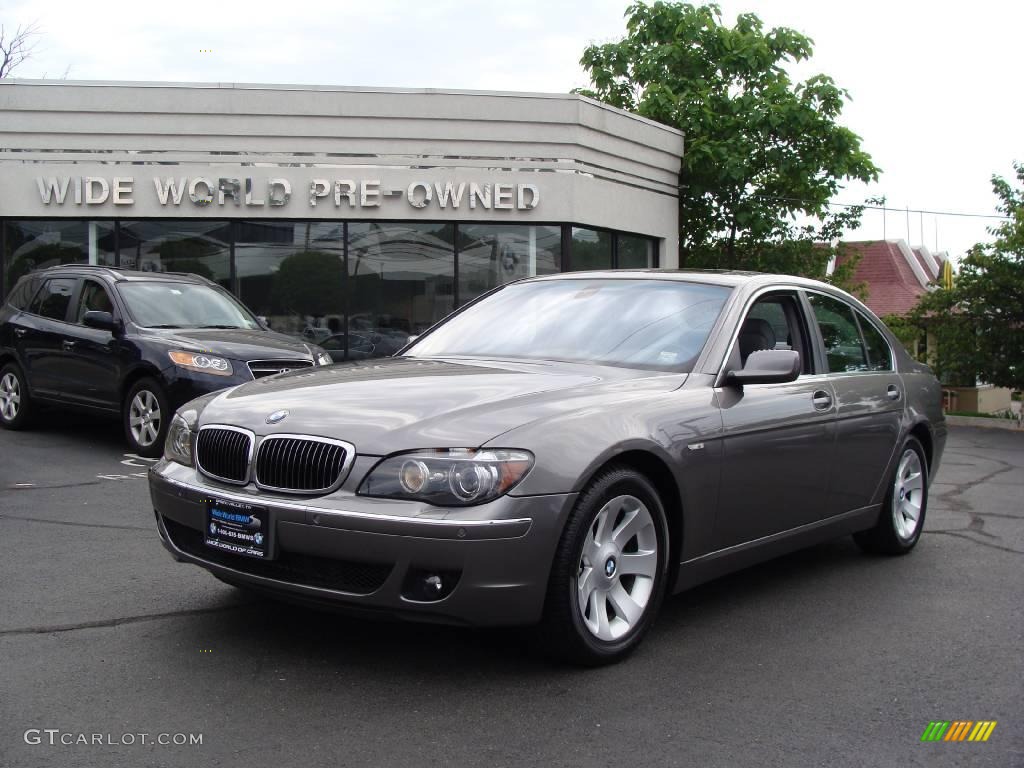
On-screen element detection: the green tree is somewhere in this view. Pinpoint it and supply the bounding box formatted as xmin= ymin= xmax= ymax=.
xmin=578 ymin=2 xmax=879 ymax=281
xmin=272 ymin=250 xmax=345 ymax=318
xmin=910 ymin=163 xmax=1024 ymax=390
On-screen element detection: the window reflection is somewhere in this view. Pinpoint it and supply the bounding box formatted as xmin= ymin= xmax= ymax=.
xmin=118 ymin=220 xmax=230 ymax=289
xmin=570 ymin=227 xmax=612 ymax=271
xmin=4 ymin=220 xmax=114 ymax=288
xmin=234 ymin=221 xmax=345 ymax=341
xmin=618 ymin=234 xmax=655 ymax=268
xmin=348 ymin=223 xmax=455 ymax=357
xmin=458 ymin=224 xmax=561 ymax=305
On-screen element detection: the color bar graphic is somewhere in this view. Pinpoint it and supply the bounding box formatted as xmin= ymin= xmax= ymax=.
xmin=921 ymin=720 xmax=996 ymax=742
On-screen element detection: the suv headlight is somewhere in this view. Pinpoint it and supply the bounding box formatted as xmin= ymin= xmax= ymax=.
xmin=164 ymin=412 xmax=195 ymax=466
xmin=316 ymin=350 xmax=333 ymax=366
xmin=358 ymin=448 xmax=533 ymax=506
xmin=168 ymin=350 xmax=233 ymax=376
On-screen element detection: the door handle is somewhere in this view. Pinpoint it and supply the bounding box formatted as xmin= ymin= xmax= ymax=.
xmin=812 ymin=390 xmax=833 ymax=410
xmin=14 ymin=328 xmax=27 ymax=338
xmin=62 ymin=340 xmax=77 ymax=351
xmin=886 ymin=385 xmax=901 ymax=401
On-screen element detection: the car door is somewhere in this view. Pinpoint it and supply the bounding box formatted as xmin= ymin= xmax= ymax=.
xmin=805 ymin=291 xmax=903 ymax=516
xmin=713 ymin=289 xmax=837 ymax=549
xmin=16 ymin=277 xmax=78 ymax=399
xmin=60 ymin=278 xmax=124 ymax=411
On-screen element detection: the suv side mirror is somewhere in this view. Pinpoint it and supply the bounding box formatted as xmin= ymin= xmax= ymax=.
xmin=83 ymin=310 xmax=120 ymax=333
xmin=726 ymin=349 xmax=801 ymax=385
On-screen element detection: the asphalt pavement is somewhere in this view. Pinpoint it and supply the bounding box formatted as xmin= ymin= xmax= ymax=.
xmin=1 ymin=413 xmax=1021 ymax=768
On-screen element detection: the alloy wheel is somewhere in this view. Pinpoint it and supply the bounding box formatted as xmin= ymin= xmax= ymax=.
xmin=576 ymin=494 xmax=658 ymax=641
xmin=0 ymin=372 xmax=20 ymax=421
xmin=892 ymin=448 xmax=924 ymax=541
xmin=129 ymin=390 xmax=162 ymax=447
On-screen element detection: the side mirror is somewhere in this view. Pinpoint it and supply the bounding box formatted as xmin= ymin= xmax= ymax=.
xmin=726 ymin=349 xmax=801 ymax=385
xmin=82 ymin=310 xmax=119 ymax=333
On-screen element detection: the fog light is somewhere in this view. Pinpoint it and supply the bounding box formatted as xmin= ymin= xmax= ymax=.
xmin=401 ymin=567 xmax=461 ymax=602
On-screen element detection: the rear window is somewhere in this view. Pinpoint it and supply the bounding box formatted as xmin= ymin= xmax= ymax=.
xmin=5 ymin=278 xmax=40 ymax=311
xmin=28 ymin=278 xmax=77 ymax=321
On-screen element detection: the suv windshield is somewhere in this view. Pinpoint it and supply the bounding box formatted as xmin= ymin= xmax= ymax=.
xmin=118 ymin=282 xmax=260 ymax=330
xmin=408 ymin=278 xmax=731 ymax=370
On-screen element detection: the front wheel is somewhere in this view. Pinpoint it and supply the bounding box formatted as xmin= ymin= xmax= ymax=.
xmin=538 ymin=466 xmax=670 ymax=666
xmin=123 ymin=378 xmax=170 ymax=458
xmin=854 ymin=436 xmax=928 ymax=555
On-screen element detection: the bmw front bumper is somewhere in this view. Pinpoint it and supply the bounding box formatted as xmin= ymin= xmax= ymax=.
xmin=149 ymin=461 xmax=575 ymax=626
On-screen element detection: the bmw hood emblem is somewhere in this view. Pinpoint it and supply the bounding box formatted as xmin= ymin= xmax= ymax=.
xmin=266 ymin=409 xmax=289 ymax=425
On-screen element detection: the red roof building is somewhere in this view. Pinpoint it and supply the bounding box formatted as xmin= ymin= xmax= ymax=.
xmin=834 ymin=239 xmax=936 ymax=317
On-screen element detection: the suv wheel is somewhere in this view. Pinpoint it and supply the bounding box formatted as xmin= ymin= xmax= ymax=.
xmin=0 ymin=362 xmax=33 ymax=430
xmin=538 ymin=466 xmax=670 ymax=666
xmin=123 ymin=378 xmax=170 ymax=458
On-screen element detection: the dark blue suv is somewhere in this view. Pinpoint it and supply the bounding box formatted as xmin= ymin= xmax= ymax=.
xmin=0 ymin=265 xmax=331 ymax=455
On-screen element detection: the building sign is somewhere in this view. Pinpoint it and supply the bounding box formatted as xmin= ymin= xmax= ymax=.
xmin=34 ymin=176 xmax=540 ymax=211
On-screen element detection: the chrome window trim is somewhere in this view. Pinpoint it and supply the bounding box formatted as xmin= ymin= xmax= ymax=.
xmin=195 ymin=424 xmax=256 ymax=486
xmin=254 ymin=433 xmax=356 ymax=495
xmin=851 ymin=306 xmax=896 ymax=373
xmin=805 ymin=288 xmax=898 ymax=376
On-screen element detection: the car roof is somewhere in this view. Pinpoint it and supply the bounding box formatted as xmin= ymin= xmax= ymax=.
xmin=35 ymin=264 xmax=212 ymax=284
xmin=527 ymin=268 xmax=836 ymax=291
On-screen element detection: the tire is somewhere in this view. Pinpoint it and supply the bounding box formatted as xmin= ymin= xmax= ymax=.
xmin=123 ymin=377 xmax=171 ymax=458
xmin=0 ymin=362 xmax=34 ymax=430
xmin=854 ymin=436 xmax=928 ymax=555
xmin=538 ymin=465 xmax=670 ymax=666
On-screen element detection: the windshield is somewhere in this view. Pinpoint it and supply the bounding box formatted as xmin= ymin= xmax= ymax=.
xmin=408 ymin=278 xmax=731 ymax=371
xmin=118 ymin=282 xmax=261 ymax=330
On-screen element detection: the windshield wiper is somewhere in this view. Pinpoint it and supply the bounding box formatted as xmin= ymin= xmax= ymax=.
xmin=195 ymin=324 xmax=244 ymax=329
xmin=146 ymin=324 xmax=184 ymax=329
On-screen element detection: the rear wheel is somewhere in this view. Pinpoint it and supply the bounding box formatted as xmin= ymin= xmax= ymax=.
xmin=0 ymin=362 xmax=33 ymax=430
xmin=538 ymin=466 xmax=670 ymax=666
xmin=123 ymin=378 xmax=170 ymax=458
xmin=854 ymin=436 xmax=928 ymax=555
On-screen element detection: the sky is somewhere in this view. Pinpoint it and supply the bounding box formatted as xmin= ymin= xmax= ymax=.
xmin=3 ymin=0 xmax=1021 ymax=261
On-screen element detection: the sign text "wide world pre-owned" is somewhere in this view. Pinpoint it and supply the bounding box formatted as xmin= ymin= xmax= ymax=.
xmin=35 ymin=176 xmax=541 ymax=211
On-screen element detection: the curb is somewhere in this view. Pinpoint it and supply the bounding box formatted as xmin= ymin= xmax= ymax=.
xmin=946 ymin=415 xmax=1023 ymax=431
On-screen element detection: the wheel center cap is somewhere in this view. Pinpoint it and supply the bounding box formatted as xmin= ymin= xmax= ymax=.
xmin=899 ymin=487 xmax=906 ymax=501
xmin=604 ymin=557 xmax=617 ymax=578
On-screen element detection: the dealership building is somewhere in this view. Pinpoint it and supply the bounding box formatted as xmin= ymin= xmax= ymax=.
xmin=0 ymin=80 xmax=683 ymax=357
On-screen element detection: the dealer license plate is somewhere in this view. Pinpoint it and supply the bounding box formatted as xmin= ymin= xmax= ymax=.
xmin=204 ymin=498 xmax=271 ymax=559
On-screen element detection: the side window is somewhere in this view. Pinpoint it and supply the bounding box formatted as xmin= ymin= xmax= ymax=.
xmin=6 ymin=278 xmax=38 ymax=311
xmin=737 ymin=293 xmax=812 ymax=374
xmin=28 ymin=278 xmax=76 ymax=322
xmin=856 ymin=311 xmax=894 ymax=371
xmin=75 ymin=280 xmax=115 ymax=324
xmin=808 ymin=293 xmax=868 ymax=373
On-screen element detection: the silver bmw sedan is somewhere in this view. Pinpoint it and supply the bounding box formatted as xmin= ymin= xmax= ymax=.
xmin=149 ymin=270 xmax=946 ymax=665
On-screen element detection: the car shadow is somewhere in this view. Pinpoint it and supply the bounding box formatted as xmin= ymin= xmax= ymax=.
xmin=26 ymin=407 xmax=125 ymax=451
xmin=177 ymin=536 xmax=870 ymax=679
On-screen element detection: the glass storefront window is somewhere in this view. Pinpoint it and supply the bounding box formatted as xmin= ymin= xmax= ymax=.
xmin=569 ymin=227 xmax=612 ymax=271
xmin=118 ymin=220 xmax=231 ymax=290
xmin=619 ymin=234 xmax=655 ymax=268
xmin=348 ymin=222 xmax=455 ymax=357
xmin=4 ymin=220 xmax=114 ymax=290
xmin=234 ymin=221 xmax=345 ymax=342
xmin=458 ymin=224 xmax=561 ymax=305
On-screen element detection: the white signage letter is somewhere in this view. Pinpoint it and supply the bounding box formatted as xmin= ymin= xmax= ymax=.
xmin=407 ymin=181 xmax=432 ymax=209
xmin=188 ymin=178 xmax=215 ymax=206
xmin=517 ymin=183 xmax=539 ymax=210
xmin=112 ymin=177 xmax=134 ymax=205
xmin=310 ymin=179 xmax=330 ymax=207
xmin=84 ymin=177 xmax=110 ymax=205
xmin=36 ymin=177 xmax=71 ymax=205
xmin=268 ymin=179 xmax=291 ymax=207
xmin=494 ymin=183 xmax=514 ymax=210
xmin=469 ymin=183 xmax=492 ymax=210
xmin=361 ymin=180 xmax=381 ymax=207
xmin=434 ymin=182 xmax=466 ymax=209
xmin=154 ymin=178 xmax=187 ymax=205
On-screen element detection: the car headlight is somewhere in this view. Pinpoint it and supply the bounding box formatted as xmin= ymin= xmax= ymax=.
xmin=316 ymin=350 xmax=333 ymax=366
xmin=168 ymin=350 xmax=233 ymax=376
xmin=358 ymin=448 xmax=534 ymax=506
xmin=164 ymin=412 xmax=195 ymax=467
